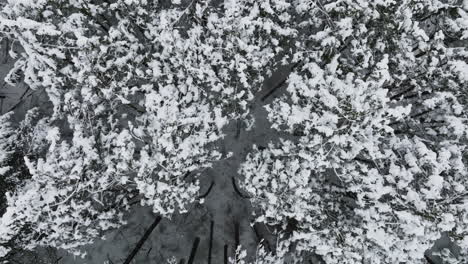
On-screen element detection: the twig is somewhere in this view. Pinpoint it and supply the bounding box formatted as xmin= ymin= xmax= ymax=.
xmin=261 ymin=60 xmax=302 ymax=102
xmin=208 ymin=221 xmax=214 ymax=264
xmin=7 ymin=86 xmax=31 ymax=112
xmin=261 ymin=78 xmax=288 ymax=102
xmin=171 ymin=0 xmax=197 ymax=28
xmin=235 ymin=119 xmax=242 ymax=139
xmin=0 ymin=97 xmax=4 ymax=114
xmin=187 ymin=237 xmax=200 ymax=264
xmin=145 ymin=247 xmax=152 ymax=257
xmin=234 ymin=221 xmax=240 ymax=250
xmin=231 ymin=177 xmax=251 ymax=199
xmin=198 ymin=181 xmax=215 ymax=199
xmin=122 ymin=216 xmax=162 ymax=264
xmin=224 ymin=245 xmax=228 ymax=264
xmin=389 ymin=85 xmax=415 ymax=100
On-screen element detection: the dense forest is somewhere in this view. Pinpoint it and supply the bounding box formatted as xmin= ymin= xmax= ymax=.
xmin=1 ymin=0 xmax=468 ymax=263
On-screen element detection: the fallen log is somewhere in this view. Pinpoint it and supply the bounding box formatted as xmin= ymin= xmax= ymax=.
xmin=122 ymin=216 xmax=162 ymax=264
